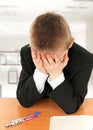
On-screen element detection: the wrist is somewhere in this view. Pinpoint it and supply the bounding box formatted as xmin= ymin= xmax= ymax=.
xmin=35 ymin=68 xmax=48 ymax=77
xmin=37 ymin=68 xmax=48 ymax=75
xmin=48 ymin=72 xmax=65 ymax=89
xmin=49 ymin=72 xmax=62 ymax=80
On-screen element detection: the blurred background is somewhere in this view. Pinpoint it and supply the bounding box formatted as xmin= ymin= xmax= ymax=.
xmin=0 ymin=0 xmax=93 ymax=98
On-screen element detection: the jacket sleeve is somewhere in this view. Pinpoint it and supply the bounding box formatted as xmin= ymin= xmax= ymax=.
xmin=16 ymin=46 xmax=42 ymax=107
xmin=48 ymin=65 xmax=93 ymax=114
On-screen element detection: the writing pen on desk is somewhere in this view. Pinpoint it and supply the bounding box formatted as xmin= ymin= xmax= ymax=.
xmin=5 ymin=112 xmax=41 ymax=127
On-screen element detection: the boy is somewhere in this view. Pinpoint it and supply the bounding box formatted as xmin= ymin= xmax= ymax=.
xmin=17 ymin=12 xmax=93 ymax=114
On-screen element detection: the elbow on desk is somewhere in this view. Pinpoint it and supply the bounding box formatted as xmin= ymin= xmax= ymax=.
xmin=63 ymin=107 xmax=79 ymax=114
xmin=61 ymin=104 xmax=80 ymax=114
xmin=17 ymin=96 xmax=34 ymax=108
xmin=19 ymin=101 xmax=33 ymax=108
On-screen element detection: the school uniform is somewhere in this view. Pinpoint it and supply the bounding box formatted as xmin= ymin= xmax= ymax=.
xmin=16 ymin=43 xmax=93 ymax=114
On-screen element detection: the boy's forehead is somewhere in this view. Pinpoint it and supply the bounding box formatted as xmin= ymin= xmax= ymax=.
xmin=31 ymin=45 xmax=67 ymax=56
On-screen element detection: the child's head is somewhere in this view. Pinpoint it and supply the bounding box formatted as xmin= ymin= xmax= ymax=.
xmin=30 ymin=12 xmax=73 ymax=55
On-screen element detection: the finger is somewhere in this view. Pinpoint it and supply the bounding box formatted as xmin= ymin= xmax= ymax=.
xmin=54 ymin=55 xmax=61 ymax=63
xmin=39 ymin=58 xmax=43 ymax=65
xmin=42 ymin=55 xmax=50 ymax=66
xmin=31 ymin=50 xmax=37 ymax=59
xmin=46 ymin=55 xmax=54 ymax=64
xmin=36 ymin=52 xmax=41 ymax=63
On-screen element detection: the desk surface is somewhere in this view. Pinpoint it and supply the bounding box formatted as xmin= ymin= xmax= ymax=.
xmin=0 ymin=98 xmax=93 ymax=130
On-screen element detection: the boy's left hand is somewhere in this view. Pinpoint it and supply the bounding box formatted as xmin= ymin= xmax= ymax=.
xmin=42 ymin=54 xmax=69 ymax=80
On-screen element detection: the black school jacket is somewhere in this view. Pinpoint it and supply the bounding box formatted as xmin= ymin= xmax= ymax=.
xmin=16 ymin=43 xmax=93 ymax=114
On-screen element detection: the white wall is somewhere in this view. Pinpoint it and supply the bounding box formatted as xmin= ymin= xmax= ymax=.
xmin=69 ymin=22 xmax=86 ymax=48
xmin=86 ymin=19 xmax=93 ymax=53
xmin=0 ymin=34 xmax=29 ymax=51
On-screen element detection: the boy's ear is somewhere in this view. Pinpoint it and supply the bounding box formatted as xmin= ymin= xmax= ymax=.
xmin=69 ymin=37 xmax=74 ymax=48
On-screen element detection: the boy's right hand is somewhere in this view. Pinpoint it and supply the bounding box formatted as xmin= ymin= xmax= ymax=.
xmin=31 ymin=50 xmax=48 ymax=75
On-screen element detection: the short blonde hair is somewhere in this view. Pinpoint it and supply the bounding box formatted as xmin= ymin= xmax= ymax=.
xmin=30 ymin=12 xmax=72 ymax=51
